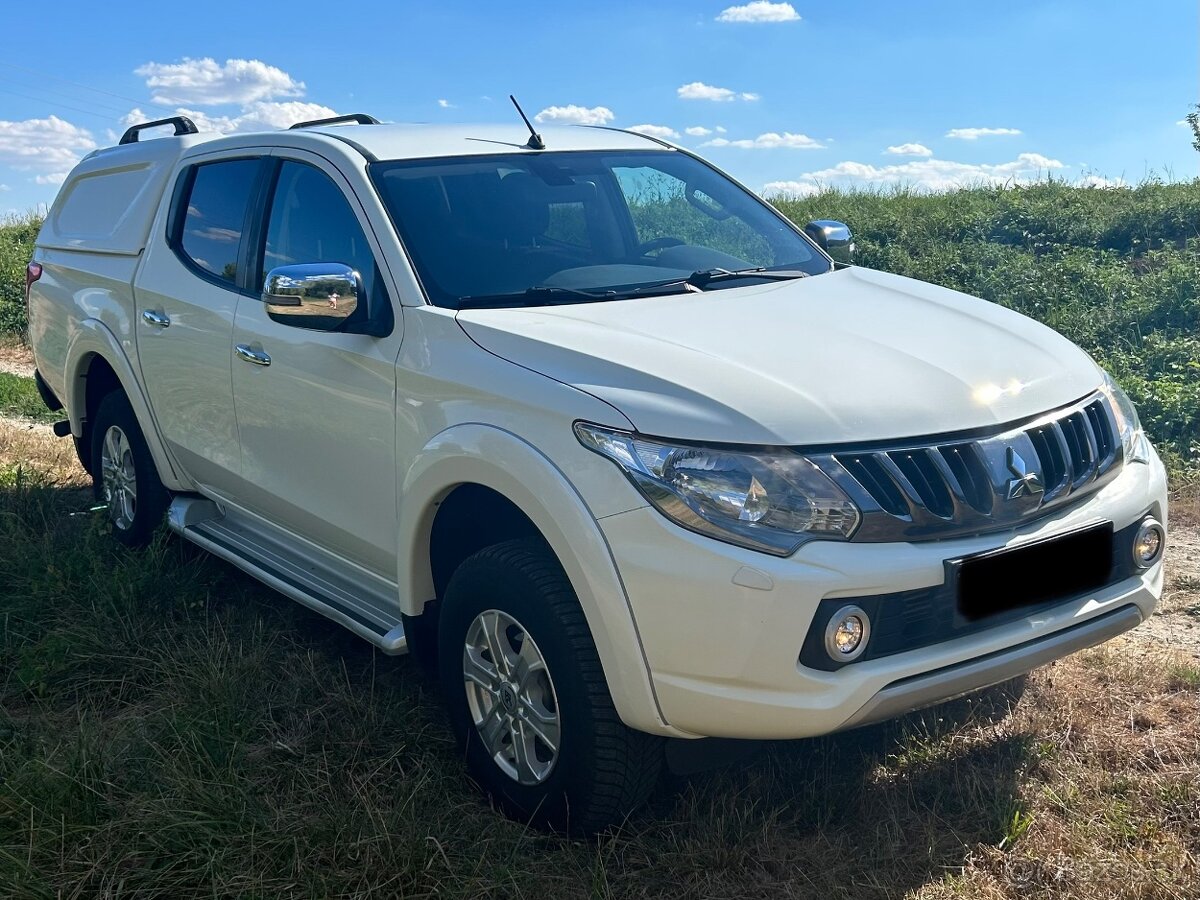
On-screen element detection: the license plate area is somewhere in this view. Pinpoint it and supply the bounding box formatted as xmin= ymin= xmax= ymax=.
xmin=952 ymin=522 xmax=1114 ymax=623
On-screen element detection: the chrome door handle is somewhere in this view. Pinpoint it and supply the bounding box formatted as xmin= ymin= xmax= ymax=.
xmin=235 ymin=344 xmax=271 ymax=367
xmin=141 ymin=309 xmax=170 ymax=328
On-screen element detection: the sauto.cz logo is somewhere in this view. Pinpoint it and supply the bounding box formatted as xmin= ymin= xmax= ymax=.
xmin=1005 ymin=447 xmax=1045 ymax=500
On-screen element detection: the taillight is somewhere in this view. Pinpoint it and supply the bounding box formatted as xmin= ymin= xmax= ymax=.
xmin=25 ymin=262 xmax=42 ymax=307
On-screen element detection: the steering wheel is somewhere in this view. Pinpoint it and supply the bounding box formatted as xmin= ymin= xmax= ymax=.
xmin=636 ymin=236 xmax=685 ymax=257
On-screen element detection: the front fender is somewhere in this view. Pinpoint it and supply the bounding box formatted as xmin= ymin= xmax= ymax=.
xmin=65 ymin=319 xmax=190 ymax=491
xmin=398 ymin=423 xmax=678 ymax=737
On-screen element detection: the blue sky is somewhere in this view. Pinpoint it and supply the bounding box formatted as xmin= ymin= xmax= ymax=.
xmin=1 ymin=0 xmax=1195 ymax=214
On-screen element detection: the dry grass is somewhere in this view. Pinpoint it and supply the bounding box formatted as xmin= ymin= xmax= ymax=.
xmin=0 ymin=420 xmax=1198 ymax=898
xmin=0 ymin=333 xmax=34 ymax=378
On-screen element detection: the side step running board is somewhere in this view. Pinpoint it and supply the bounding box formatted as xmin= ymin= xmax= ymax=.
xmin=166 ymin=496 xmax=407 ymax=655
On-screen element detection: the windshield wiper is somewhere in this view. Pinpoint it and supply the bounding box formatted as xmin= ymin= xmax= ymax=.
xmin=628 ymin=267 xmax=810 ymax=296
xmin=457 ymin=285 xmax=619 ymax=309
xmin=456 ymin=267 xmax=810 ymax=309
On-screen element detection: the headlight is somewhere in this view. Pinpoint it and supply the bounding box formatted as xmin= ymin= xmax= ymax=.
xmin=575 ymin=423 xmax=860 ymax=555
xmin=1099 ymin=372 xmax=1151 ymax=464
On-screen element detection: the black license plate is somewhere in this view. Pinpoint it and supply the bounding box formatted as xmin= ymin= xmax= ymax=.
xmin=953 ymin=523 xmax=1114 ymax=622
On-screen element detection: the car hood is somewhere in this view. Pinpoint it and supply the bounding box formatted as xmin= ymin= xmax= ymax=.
xmin=456 ymin=267 xmax=1104 ymax=446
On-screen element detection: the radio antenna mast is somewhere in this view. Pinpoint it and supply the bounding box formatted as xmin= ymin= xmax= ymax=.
xmin=509 ymin=95 xmax=545 ymax=150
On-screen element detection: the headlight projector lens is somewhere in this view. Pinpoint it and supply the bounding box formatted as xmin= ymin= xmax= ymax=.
xmin=1133 ymin=517 xmax=1165 ymax=568
xmin=824 ymin=605 xmax=871 ymax=662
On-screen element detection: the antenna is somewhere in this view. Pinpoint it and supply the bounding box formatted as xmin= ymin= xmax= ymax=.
xmin=509 ymin=95 xmax=545 ymax=150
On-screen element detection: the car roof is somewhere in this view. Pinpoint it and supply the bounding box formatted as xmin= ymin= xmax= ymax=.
xmin=201 ymin=123 xmax=670 ymax=161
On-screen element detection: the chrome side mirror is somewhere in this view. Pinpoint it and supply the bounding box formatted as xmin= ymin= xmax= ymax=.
xmin=263 ymin=263 xmax=361 ymax=329
xmin=804 ymin=220 xmax=855 ymax=265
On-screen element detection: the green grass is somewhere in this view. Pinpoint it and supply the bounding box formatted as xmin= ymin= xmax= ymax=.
xmin=1 ymin=469 xmax=1195 ymax=898
xmin=0 ymin=372 xmax=57 ymax=424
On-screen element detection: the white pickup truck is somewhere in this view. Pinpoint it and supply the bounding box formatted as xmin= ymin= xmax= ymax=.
xmin=26 ymin=112 xmax=1167 ymax=833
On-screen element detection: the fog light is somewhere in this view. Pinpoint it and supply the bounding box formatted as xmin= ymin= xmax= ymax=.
xmin=1133 ymin=517 xmax=1165 ymax=568
xmin=824 ymin=605 xmax=871 ymax=662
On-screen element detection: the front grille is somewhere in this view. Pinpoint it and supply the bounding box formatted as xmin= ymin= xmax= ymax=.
xmin=814 ymin=393 xmax=1124 ymax=543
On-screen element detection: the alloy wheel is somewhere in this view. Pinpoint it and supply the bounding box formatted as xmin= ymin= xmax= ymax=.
xmin=100 ymin=425 xmax=137 ymax=531
xmin=462 ymin=609 xmax=561 ymax=785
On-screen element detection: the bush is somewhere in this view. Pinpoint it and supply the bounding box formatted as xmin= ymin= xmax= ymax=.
xmin=2 ymin=181 xmax=1198 ymax=468
xmin=0 ymin=212 xmax=42 ymax=335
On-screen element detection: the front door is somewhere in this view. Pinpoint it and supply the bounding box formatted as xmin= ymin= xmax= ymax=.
xmin=229 ymin=154 xmax=402 ymax=578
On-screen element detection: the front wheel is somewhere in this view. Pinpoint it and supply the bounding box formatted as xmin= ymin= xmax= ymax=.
xmin=438 ymin=539 xmax=662 ymax=834
xmin=90 ymin=391 xmax=170 ymax=547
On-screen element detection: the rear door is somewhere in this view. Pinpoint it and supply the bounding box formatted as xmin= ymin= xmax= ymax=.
xmin=136 ymin=152 xmax=267 ymax=495
xmin=229 ymin=151 xmax=402 ymax=577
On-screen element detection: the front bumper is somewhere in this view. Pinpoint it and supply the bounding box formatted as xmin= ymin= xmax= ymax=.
xmin=598 ymin=450 xmax=1167 ymax=740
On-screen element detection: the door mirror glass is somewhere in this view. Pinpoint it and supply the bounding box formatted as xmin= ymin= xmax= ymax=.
xmin=263 ymin=263 xmax=361 ymax=329
xmin=803 ymin=219 xmax=855 ymax=265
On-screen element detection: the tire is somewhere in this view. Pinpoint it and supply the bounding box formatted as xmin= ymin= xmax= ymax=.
xmin=90 ymin=391 xmax=170 ymax=548
xmin=438 ymin=538 xmax=663 ymax=834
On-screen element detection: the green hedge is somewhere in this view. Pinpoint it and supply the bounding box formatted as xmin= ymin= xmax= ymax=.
xmin=3 ymin=180 xmax=1197 ymax=472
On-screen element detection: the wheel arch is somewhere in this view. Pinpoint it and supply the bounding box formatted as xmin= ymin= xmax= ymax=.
xmin=64 ymin=319 xmax=188 ymax=491
xmin=398 ymin=423 xmax=674 ymax=736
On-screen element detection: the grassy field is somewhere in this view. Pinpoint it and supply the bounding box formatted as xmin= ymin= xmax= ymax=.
xmin=0 ymin=425 xmax=1197 ymax=898
xmin=1 ymin=183 xmax=1199 ymax=897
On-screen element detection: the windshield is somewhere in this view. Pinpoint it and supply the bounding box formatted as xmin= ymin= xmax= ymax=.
xmin=369 ymin=150 xmax=830 ymax=309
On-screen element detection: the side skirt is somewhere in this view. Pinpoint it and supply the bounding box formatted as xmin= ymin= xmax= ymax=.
xmin=166 ymin=495 xmax=408 ymax=654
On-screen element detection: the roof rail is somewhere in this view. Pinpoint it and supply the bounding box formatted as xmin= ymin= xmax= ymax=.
xmin=119 ymin=115 xmax=200 ymax=145
xmin=289 ymin=113 xmax=380 ymax=130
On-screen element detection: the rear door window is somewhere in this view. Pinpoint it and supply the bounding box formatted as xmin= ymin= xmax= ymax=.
xmin=177 ymin=159 xmax=261 ymax=285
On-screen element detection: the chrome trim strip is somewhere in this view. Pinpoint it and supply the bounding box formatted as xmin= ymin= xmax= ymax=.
xmin=838 ymin=604 xmax=1142 ymax=732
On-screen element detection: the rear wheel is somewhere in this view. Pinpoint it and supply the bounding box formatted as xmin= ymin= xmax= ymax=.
xmin=438 ymin=539 xmax=662 ymax=834
xmin=90 ymin=391 xmax=169 ymax=547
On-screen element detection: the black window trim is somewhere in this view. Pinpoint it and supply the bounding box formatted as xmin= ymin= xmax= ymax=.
xmin=167 ymin=155 xmax=271 ymax=298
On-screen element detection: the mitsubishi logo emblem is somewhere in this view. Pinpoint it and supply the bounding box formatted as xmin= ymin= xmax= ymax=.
xmin=1006 ymin=447 xmax=1044 ymax=500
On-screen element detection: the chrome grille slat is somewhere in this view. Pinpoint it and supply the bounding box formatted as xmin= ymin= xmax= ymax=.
xmin=820 ymin=391 xmax=1125 ymax=543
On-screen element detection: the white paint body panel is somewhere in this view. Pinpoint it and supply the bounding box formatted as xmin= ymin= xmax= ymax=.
xmin=27 ymin=122 xmax=1168 ymax=742
xmin=458 ymin=266 xmax=1106 ymax=446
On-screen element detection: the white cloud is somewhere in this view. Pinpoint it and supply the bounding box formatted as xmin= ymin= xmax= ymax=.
xmin=627 ymin=124 xmax=680 ymax=139
xmin=677 ymin=81 xmax=759 ymax=102
xmin=885 ymin=142 xmax=933 ymax=157
xmin=135 ymin=58 xmax=305 ymax=106
xmin=533 ymin=105 xmax=615 ymax=126
xmin=716 ymin=125 xmax=727 ymax=133
xmin=685 ymin=126 xmax=712 ymax=137
xmin=764 ymin=152 xmax=1065 ymax=194
xmin=761 ymin=180 xmax=821 ymax=197
xmin=0 ymin=184 xmax=9 ymax=192
xmin=124 ymin=101 xmax=339 ymax=135
xmin=763 ymin=153 xmax=1065 ymax=195
xmin=703 ymin=131 xmax=824 ymax=150
xmin=437 ymin=99 xmax=455 ymax=109
xmin=0 ymin=115 xmax=96 ymax=173
xmin=34 ymin=172 xmax=68 ymax=186
xmin=717 ymin=1 xmax=800 ymax=22
xmin=945 ymin=127 xmax=1022 ymax=140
